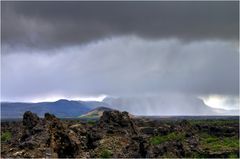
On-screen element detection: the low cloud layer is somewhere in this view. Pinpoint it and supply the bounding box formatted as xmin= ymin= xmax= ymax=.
xmin=2 ymin=1 xmax=238 ymax=49
xmin=2 ymin=37 xmax=238 ymax=101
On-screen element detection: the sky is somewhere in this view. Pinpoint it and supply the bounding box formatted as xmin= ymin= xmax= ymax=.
xmin=1 ymin=1 xmax=239 ymax=112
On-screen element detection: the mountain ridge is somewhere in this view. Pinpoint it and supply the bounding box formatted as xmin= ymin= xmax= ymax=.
xmin=1 ymin=99 xmax=109 ymax=119
xmin=1 ymin=97 xmax=238 ymax=119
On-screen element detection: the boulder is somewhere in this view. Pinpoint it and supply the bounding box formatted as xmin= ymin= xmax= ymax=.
xmin=22 ymin=111 xmax=39 ymax=129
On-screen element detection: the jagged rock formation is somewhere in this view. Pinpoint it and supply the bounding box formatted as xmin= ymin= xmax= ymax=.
xmin=44 ymin=113 xmax=80 ymax=158
xmin=3 ymin=110 xmax=142 ymax=158
xmin=93 ymin=110 xmax=147 ymax=158
xmin=22 ymin=111 xmax=40 ymax=129
xmin=14 ymin=111 xmax=86 ymax=158
xmin=98 ymin=110 xmax=139 ymax=135
xmin=1 ymin=110 xmax=239 ymax=158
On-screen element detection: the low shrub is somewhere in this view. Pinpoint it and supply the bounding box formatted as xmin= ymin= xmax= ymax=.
xmin=150 ymin=132 xmax=185 ymax=145
xmin=100 ymin=149 xmax=112 ymax=158
xmin=1 ymin=131 xmax=12 ymax=142
xmin=199 ymin=133 xmax=239 ymax=152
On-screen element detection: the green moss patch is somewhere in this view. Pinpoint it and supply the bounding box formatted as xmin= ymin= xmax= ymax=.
xmin=1 ymin=131 xmax=12 ymax=142
xmin=100 ymin=149 xmax=112 ymax=158
xmin=199 ymin=133 xmax=239 ymax=152
xmin=149 ymin=132 xmax=185 ymax=145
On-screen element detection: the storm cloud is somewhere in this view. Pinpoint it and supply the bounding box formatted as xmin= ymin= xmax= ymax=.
xmin=1 ymin=1 xmax=239 ymax=111
xmin=2 ymin=37 xmax=238 ymax=99
xmin=2 ymin=1 xmax=239 ymax=49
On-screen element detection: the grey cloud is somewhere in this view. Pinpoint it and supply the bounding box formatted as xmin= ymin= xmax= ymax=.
xmin=1 ymin=1 xmax=239 ymax=49
xmin=2 ymin=37 xmax=238 ymax=101
xmin=103 ymin=95 xmax=239 ymax=116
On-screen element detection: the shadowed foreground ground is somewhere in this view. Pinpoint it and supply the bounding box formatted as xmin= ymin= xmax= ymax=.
xmin=1 ymin=110 xmax=239 ymax=158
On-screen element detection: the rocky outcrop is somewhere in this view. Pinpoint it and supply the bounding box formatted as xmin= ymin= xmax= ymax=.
xmin=17 ymin=111 xmax=85 ymax=158
xmin=19 ymin=112 xmax=50 ymax=157
xmin=147 ymin=141 xmax=185 ymax=158
xmin=22 ymin=111 xmax=40 ymax=129
xmin=97 ymin=110 xmax=148 ymax=158
xmin=98 ymin=110 xmax=139 ymax=135
xmin=44 ymin=113 xmax=80 ymax=158
xmin=1 ymin=111 xmax=239 ymax=158
xmin=122 ymin=135 xmax=148 ymax=158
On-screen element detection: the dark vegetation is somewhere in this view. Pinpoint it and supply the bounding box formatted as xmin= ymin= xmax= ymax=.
xmin=87 ymin=120 xmax=97 ymax=126
xmin=1 ymin=110 xmax=239 ymax=158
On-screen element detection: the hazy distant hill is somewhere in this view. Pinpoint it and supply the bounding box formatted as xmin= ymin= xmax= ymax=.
xmin=79 ymin=106 xmax=114 ymax=118
xmin=1 ymin=99 xmax=109 ymax=119
xmin=1 ymin=96 xmax=238 ymax=119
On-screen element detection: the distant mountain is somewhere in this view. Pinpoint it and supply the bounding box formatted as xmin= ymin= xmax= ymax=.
xmin=1 ymin=99 xmax=109 ymax=119
xmin=1 ymin=95 xmax=238 ymax=119
xmin=79 ymin=106 xmax=114 ymax=118
xmin=103 ymin=95 xmax=239 ymax=116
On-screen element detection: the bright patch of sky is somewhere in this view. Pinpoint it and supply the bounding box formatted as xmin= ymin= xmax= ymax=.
xmin=200 ymin=95 xmax=239 ymax=110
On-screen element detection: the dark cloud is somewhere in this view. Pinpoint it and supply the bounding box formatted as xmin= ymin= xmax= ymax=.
xmin=2 ymin=37 xmax=238 ymax=100
xmin=1 ymin=1 xmax=239 ymax=48
xmin=1 ymin=2 xmax=239 ymax=112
